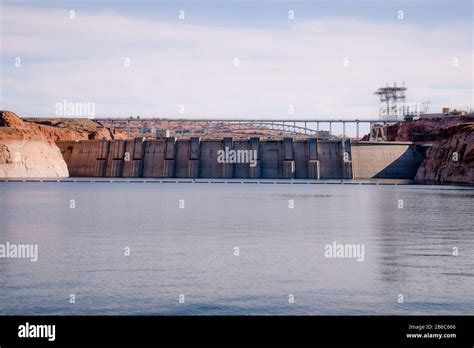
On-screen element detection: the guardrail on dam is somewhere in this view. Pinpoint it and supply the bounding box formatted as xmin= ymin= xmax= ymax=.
xmin=57 ymin=138 xmax=426 ymax=180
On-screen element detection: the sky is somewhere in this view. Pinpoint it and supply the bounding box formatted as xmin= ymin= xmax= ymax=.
xmin=0 ymin=0 xmax=472 ymax=120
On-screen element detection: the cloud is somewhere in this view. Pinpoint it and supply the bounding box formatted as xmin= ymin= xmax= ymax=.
xmin=1 ymin=5 xmax=472 ymax=118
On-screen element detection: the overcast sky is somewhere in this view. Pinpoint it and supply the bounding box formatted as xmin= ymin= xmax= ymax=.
xmin=1 ymin=0 xmax=472 ymax=119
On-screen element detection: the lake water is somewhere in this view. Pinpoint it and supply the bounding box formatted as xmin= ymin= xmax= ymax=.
xmin=0 ymin=180 xmax=473 ymax=315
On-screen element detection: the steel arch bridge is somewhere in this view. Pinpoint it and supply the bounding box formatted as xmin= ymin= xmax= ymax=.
xmin=218 ymin=121 xmax=320 ymax=136
xmin=95 ymin=118 xmax=400 ymax=140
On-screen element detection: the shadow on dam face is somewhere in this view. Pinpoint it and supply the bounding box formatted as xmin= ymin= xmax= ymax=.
xmin=56 ymin=138 xmax=426 ymax=180
xmin=350 ymin=142 xmax=427 ymax=179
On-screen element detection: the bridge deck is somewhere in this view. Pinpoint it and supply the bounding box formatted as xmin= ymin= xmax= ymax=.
xmin=95 ymin=118 xmax=400 ymax=123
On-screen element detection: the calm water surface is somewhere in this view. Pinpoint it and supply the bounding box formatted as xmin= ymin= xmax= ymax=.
xmin=0 ymin=181 xmax=473 ymax=315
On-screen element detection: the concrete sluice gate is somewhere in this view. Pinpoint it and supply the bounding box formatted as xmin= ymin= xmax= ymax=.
xmin=57 ymin=137 xmax=426 ymax=180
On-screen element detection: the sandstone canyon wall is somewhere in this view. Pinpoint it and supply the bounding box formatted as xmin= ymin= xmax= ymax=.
xmin=0 ymin=112 xmax=68 ymax=178
xmin=385 ymin=117 xmax=473 ymax=184
xmin=0 ymin=128 xmax=69 ymax=178
xmin=0 ymin=111 xmax=126 ymax=178
xmin=415 ymin=123 xmax=474 ymax=184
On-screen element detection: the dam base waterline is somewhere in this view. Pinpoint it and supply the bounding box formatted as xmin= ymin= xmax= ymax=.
xmin=57 ymin=138 xmax=426 ymax=180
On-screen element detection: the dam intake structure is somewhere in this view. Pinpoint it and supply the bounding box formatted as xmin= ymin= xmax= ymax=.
xmin=57 ymin=137 xmax=426 ymax=180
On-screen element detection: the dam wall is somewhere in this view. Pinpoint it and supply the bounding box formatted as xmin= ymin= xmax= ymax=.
xmin=351 ymin=142 xmax=426 ymax=179
xmin=57 ymin=138 xmax=424 ymax=179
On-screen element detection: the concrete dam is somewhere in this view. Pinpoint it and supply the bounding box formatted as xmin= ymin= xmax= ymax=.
xmin=57 ymin=138 xmax=426 ymax=180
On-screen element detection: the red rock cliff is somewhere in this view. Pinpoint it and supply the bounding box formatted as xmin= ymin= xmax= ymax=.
xmin=0 ymin=111 xmax=126 ymax=178
xmin=415 ymin=123 xmax=474 ymax=184
xmin=381 ymin=116 xmax=473 ymax=184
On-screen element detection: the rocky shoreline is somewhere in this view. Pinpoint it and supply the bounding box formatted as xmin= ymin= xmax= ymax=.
xmin=383 ymin=116 xmax=474 ymax=184
xmin=0 ymin=127 xmax=69 ymax=178
xmin=415 ymin=123 xmax=474 ymax=184
xmin=0 ymin=111 xmax=125 ymax=178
